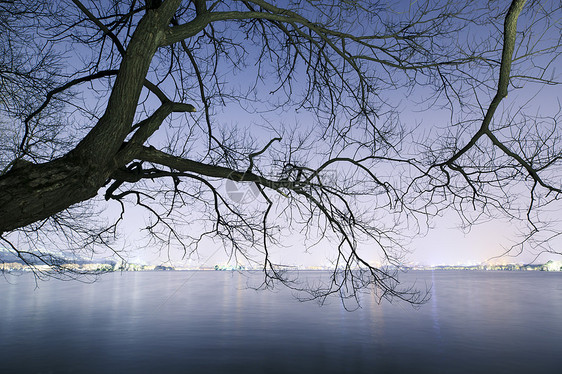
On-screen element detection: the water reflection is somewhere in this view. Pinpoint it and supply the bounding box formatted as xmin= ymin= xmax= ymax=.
xmin=430 ymin=270 xmax=443 ymax=354
xmin=0 ymin=271 xmax=561 ymax=373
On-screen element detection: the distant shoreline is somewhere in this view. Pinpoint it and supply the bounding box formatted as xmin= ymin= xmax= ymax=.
xmin=1 ymin=260 xmax=561 ymax=273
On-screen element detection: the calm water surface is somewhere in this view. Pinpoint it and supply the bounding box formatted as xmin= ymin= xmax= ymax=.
xmin=0 ymin=270 xmax=561 ymax=373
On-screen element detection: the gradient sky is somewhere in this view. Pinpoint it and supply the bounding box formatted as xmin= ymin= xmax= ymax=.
xmin=102 ymin=1 xmax=562 ymax=268
xmin=116 ymin=82 xmax=562 ymax=268
xmin=4 ymin=0 xmax=559 ymax=268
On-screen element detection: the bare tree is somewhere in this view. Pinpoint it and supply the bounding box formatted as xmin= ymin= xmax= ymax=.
xmin=0 ymin=0 xmax=560 ymax=305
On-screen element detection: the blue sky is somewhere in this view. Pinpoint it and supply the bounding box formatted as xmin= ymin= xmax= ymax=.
xmin=2 ymin=0 xmax=560 ymax=268
xmin=102 ymin=0 xmax=562 ymax=268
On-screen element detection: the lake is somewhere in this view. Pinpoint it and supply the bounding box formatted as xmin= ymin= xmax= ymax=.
xmin=0 ymin=270 xmax=561 ymax=373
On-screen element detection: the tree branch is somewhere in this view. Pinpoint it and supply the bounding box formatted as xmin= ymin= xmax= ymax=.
xmin=441 ymin=0 xmax=527 ymax=167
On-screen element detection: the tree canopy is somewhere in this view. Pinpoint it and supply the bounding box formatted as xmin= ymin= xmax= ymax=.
xmin=0 ymin=0 xmax=561 ymax=305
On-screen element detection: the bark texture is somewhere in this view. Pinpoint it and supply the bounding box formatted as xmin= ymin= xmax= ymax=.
xmin=0 ymin=4 xmax=177 ymax=233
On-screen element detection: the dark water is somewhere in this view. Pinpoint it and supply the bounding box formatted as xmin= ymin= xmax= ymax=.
xmin=1 ymin=270 xmax=561 ymax=373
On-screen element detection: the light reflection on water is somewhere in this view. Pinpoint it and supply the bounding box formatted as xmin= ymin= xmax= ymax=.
xmin=0 ymin=270 xmax=561 ymax=373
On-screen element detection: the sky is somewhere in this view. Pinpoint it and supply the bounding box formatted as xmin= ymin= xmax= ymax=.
xmin=2 ymin=0 xmax=561 ymax=268
xmin=97 ymin=0 xmax=562 ymax=268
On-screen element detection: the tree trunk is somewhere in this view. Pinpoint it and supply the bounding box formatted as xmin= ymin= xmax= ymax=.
xmin=0 ymin=156 xmax=107 ymax=232
xmin=0 ymin=6 xmax=177 ymax=233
